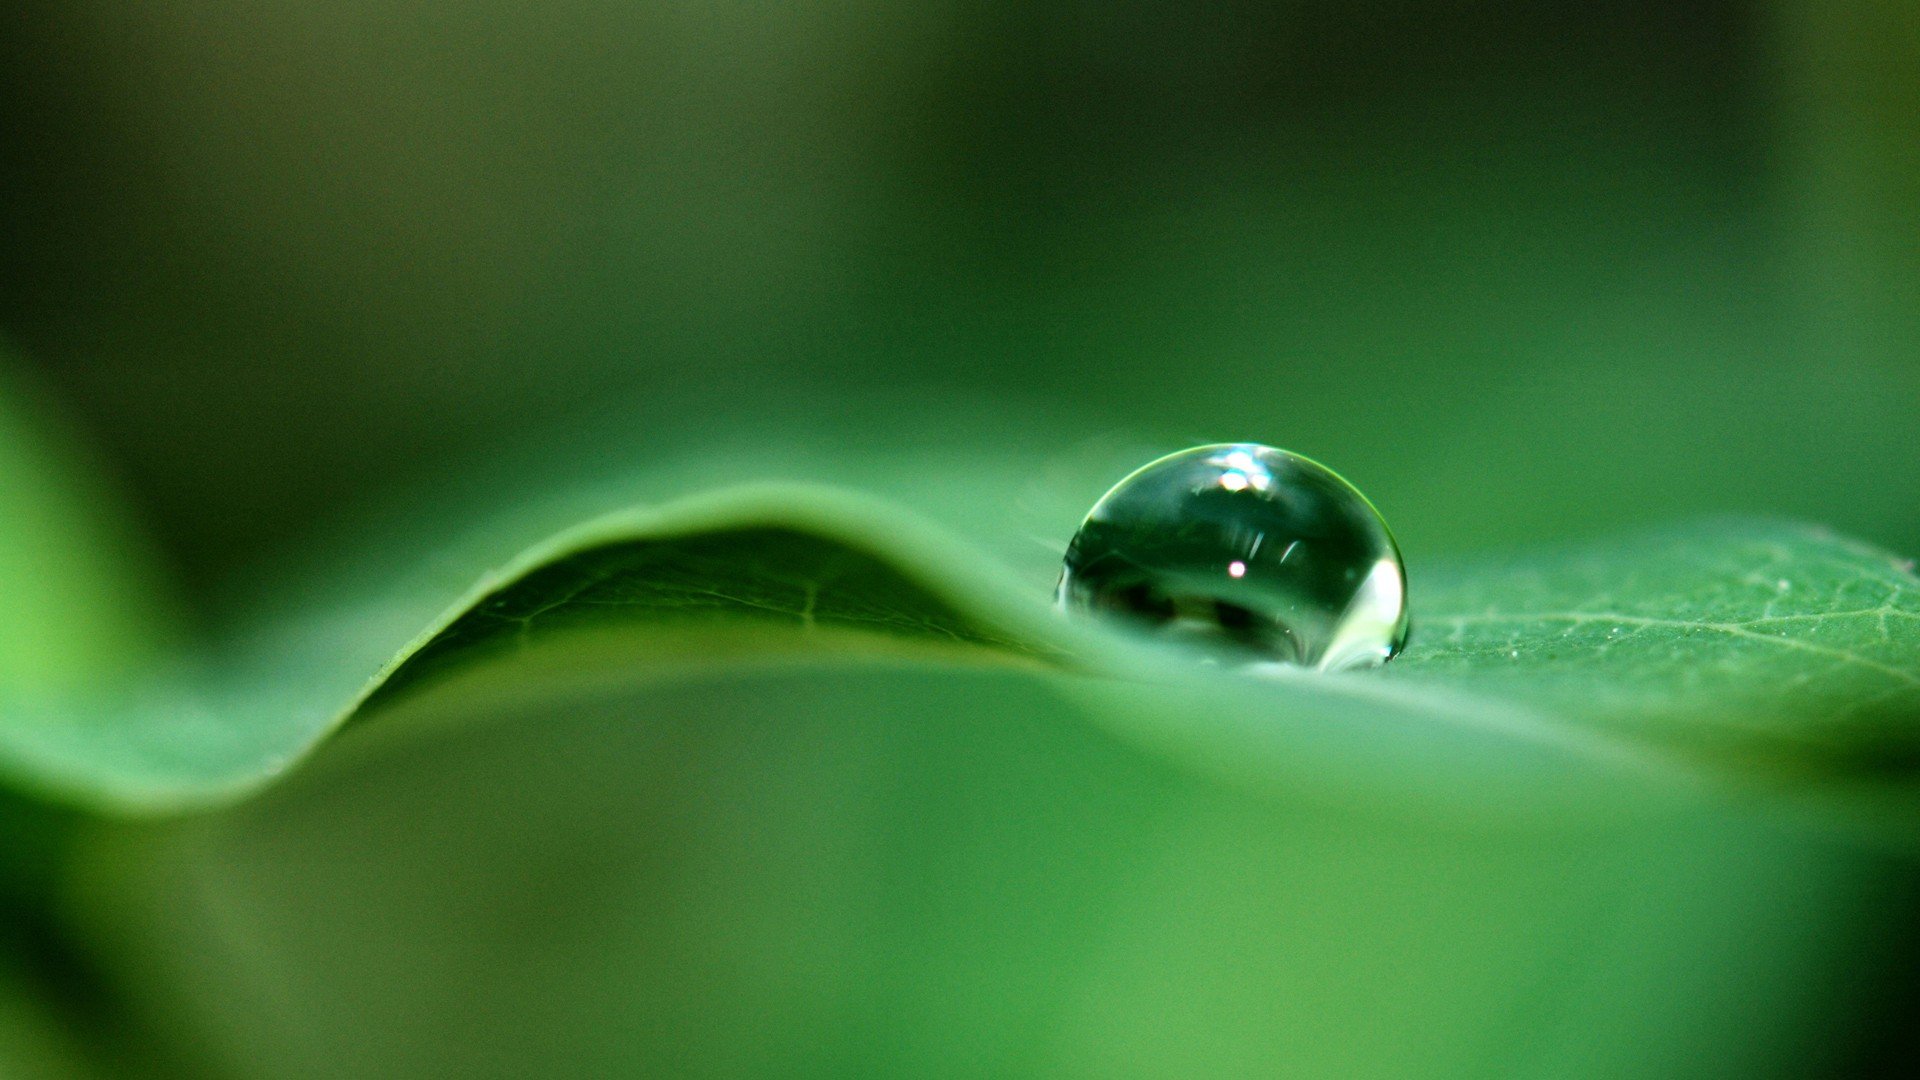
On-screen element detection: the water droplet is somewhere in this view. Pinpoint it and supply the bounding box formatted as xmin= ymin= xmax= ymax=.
xmin=1057 ymin=443 xmax=1408 ymax=671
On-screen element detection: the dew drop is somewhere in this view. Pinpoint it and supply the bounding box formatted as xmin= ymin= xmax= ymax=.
xmin=1056 ymin=443 xmax=1409 ymax=671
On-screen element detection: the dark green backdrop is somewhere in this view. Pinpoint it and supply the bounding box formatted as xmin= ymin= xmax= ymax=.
xmin=2 ymin=1 xmax=1914 ymax=595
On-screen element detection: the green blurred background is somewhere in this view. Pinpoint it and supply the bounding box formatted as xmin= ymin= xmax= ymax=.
xmin=1 ymin=4 xmax=1918 ymax=1077
xmin=2 ymin=0 xmax=1915 ymax=593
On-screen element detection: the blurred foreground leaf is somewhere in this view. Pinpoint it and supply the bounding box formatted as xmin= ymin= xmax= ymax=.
xmin=68 ymin=663 xmax=1913 ymax=1080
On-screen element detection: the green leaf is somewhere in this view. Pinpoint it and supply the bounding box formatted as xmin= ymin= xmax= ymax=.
xmin=1397 ymin=520 xmax=1920 ymax=772
xmin=0 ymin=443 xmax=1899 ymax=1079
xmin=369 ymin=515 xmax=1067 ymax=706
xmin=0 ymin=485 xmax=1075 ymax=811
xmin=0 ymin=472 xmax=1911 ymax=842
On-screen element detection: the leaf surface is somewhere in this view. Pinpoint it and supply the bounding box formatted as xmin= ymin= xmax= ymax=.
xmin=1397 ymin=521 xmax=1920 ymax=772
xmin=0 ymin=473 xmax=1910 ymax=836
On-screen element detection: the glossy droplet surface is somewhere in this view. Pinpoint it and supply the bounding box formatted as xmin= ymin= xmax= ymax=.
xmin=1057 ymin=444 xmax=1408 ymax=671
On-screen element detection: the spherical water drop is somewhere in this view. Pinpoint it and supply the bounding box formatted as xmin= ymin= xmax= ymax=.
xmin=1057 ymin=443 xmax=1408 ymax=671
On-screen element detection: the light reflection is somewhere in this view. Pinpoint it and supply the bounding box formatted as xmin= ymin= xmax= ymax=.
xmin=1317 ymin=555 xmax=1409 ymax=671
xmin=1207 ymin=447 xmax=1274 ymax=494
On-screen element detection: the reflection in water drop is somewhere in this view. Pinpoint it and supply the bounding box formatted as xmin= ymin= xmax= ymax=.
xmin=1057 ymin=443 xmax=1408 ymax=671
